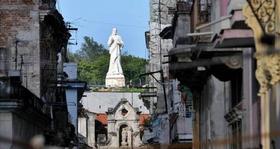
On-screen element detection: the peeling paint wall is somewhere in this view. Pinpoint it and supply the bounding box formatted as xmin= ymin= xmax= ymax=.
xmin=148 ymin=0 xmax=177 ymax=145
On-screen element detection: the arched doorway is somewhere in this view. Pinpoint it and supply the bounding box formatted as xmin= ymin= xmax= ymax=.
xmin=95 ymin=120 xmax=107 ymax=145
xmin=119 ymin=124 xmax=129 ymax=147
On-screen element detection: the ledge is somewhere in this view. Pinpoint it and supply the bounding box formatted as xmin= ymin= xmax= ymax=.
xmin=214 ymin=29 xmax=254 ymax=48
xmin=0 ymin=100 xmax=23 ymax=111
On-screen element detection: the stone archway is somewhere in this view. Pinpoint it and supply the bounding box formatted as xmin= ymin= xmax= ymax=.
xmin=119 ymin=124 xmax=129 ymax=147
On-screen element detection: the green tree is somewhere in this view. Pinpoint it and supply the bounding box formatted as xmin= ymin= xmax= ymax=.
xmin=122 ymin=54 xmax=147 ymax=85
xmin=78 ymin=36 xmax=107 ymax=59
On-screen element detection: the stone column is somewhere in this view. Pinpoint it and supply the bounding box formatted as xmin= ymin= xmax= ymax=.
xmin=131 ymin=122 xmax=142 ymax=147
xmin=121 ymin=127 xmax=128 ymax=146
xmin=107 ymin=119 xmax=118 ymax=148
xmin=243 ymin=1 xmax=280 ymax=148
xmin=127 ymin=128 xmax=132 ymax=147
xmin=134 ymin=132 xmax=142 ymax=147
xmin=242 ymin=48 xmax=259 ymax=148
xmin=87 ymin=113 xmax=95 ymax=147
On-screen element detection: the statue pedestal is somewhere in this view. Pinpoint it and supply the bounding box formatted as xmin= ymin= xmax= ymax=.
xmin=105 ymin=74 xmax=125 ymax=88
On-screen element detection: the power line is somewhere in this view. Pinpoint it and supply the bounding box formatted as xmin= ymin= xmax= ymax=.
xmin=80 ymin=18 xmax=148 ymax=29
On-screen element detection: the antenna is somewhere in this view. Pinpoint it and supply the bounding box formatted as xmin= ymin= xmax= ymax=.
xmin=66 ymin=22 xmax=78 ymax=45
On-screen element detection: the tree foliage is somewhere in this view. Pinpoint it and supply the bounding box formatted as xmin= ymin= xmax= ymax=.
xmin=68 ymin=36 xmax=147 ymax=86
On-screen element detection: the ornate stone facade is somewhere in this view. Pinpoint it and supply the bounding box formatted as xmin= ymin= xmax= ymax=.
xmin=243 ymin=0 xmax=280 ymax=148
xmin=106 ymin=99 xmax=142 ymax=148
xmin=243 ymin=0 xmax=280 ymax=95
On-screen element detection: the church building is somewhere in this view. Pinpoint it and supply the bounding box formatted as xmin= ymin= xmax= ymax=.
xmin=78 ymin=92 xmax=150 ymax=148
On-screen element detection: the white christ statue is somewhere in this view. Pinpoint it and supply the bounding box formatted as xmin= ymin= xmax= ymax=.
xmin=107 ymin=28 xmax=124 ymax=75
xmin=105 ymin=28 xmax=125 ymax=87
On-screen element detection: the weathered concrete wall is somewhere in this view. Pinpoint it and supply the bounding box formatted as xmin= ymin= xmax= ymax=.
xmin=0 ymin=1 xmax=41 ymax=96
xmin=149 ymin=0 xmax=176 ymax=114
xmin=0 ymin=112 xmax=47 ymax=149
xmin=200 ymin=75 xmax=230 ymax=149
xmin=173 ymin=13 xmax=191 ymax=48
xmin=0 ymin=113 xmax=13 ymax=149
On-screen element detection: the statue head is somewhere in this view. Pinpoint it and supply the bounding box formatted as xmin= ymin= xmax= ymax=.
xmin=112 ymin=28 xmax=118 ymax=35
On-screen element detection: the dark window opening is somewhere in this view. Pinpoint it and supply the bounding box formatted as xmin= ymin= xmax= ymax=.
xmin=121 ymin=108 xmax=128 ymax=116
xmin=231 ymin=70 xmax=242 ymax=108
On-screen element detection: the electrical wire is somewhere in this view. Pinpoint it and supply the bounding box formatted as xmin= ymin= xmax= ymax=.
xmin=81 ymin=18 xmax=147 ymax=29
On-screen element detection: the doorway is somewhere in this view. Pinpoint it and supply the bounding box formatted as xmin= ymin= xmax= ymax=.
xmin=119 ymin=124 xmax=129 ymax=147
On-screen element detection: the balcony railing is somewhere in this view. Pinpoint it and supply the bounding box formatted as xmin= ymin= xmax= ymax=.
xmin=0 ymin=76 xmax=45 ymax=114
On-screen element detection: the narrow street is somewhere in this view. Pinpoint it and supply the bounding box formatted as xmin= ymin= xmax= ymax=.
xmin=0 ymin=0 xmax=280 ymax=149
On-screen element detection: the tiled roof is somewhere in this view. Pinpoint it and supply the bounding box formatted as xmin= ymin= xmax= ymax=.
xmin=96 ymin=113 xmax=108 ymax=125
xmin=139 ymin=114 xmax=151 ymax=125
xmin=95 ymin=113 xmax=150 ymax=126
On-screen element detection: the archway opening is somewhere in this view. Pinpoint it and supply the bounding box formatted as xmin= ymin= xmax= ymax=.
xmin=119 ymin=124 xmax=129 ymax=147
xmin=95 ymin=120 xmax=107 ymax=146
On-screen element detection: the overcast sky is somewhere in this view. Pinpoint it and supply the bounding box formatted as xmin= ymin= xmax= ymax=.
xmin=58 ymin=0 xmax=149 ymax=58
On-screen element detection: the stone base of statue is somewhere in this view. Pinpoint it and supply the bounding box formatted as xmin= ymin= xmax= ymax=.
xmin=105 ymin=74 xmax=125 ymax=88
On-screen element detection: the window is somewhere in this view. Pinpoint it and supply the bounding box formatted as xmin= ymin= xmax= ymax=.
xmin=199 ymin=0 xmax=211 ymax=23
xmin=121 ymin=108 xmax=128 ymax=116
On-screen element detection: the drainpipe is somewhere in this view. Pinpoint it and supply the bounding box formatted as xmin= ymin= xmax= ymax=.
xmin=15 ymin=40 xmax=19 ymax=70
xmin=50 ymin=105 xmax=54 ymax=130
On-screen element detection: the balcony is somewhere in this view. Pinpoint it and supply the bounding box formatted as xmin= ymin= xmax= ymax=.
xmin=211 ymin=0 xmax=254 ymax=48
xmin=0 ymin=76 xmax=46 ymax=114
